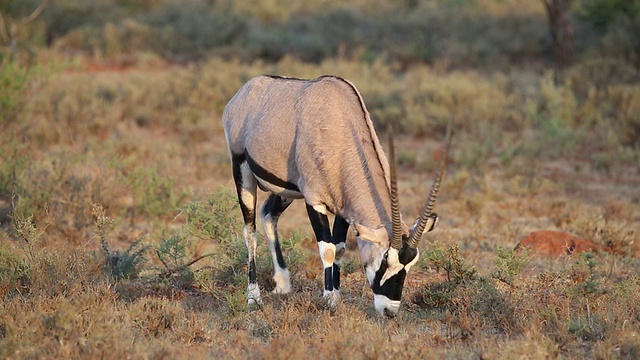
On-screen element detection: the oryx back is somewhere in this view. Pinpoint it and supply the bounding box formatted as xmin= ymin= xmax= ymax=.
xmin=223 ymin=75 xmax=391 ymax=226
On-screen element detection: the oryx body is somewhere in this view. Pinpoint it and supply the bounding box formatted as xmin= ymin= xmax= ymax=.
xmin=222 ymin=75 xmax=447 ymax=316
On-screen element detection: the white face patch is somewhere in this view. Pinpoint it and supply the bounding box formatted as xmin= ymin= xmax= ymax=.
xmin=379 ymin=248 xmax=420 ymax=286
xmin=380 ymin=247 xmax=403 ymax=286
xmin=357 ymin=239 xmax=385 ymax=286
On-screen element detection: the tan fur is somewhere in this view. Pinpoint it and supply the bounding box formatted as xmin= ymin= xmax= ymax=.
xmin=223 ymin=75 xmax=398 ymax=241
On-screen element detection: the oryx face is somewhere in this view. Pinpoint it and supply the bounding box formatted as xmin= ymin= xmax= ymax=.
xmin=355 ymin=125 xmax=448 ymax=317
xmin=357 ymin=214 xmax=437 ymax=317
xmin=358 ymin=239 xmax=419 ymax=317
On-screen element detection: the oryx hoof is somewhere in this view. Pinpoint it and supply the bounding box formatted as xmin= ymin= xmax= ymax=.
xmin=247 ymin=283 xmax=263 ymax=308
xmin=271 ymin=269 xmax=291 ymax=294
xmin=247 ymin=297 xmax=263 ymax=306
xmin=323 ymin=289 xmax=341 ymax=309
xmin=271 ymin=286 xmax=291 ymax=295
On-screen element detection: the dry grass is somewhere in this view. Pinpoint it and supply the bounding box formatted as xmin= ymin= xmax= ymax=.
xmin=0 ymin=51 xmax=639 ymax=359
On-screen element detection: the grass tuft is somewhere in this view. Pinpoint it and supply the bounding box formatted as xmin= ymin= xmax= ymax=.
xmin=94 ymin=203 xmax=148 ymax=281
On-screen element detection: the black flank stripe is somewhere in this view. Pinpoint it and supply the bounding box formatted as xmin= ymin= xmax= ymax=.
xmin=245 ymin=152 xmax=300 ymax=192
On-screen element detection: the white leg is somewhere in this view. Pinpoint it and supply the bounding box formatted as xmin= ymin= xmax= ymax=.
xmin=260 ymin=195 xmax=293 ymax=294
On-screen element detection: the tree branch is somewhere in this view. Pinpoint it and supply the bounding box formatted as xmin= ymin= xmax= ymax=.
xmin=20 ymin=0 xmax=49 ymax=25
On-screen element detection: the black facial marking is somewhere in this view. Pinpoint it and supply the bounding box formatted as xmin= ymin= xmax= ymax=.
xmin=371 ymin=246 xmax=419 ymax=301
xmin=245 ymin=152 xmax=300 ymax=192
xmin=399 ymin=246 xmax=419 ymax=265
xmin=372 ymin=267 xmax=406 ymax=301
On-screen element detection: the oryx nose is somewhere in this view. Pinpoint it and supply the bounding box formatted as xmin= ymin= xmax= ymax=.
xmin=374 ymin=294 xmax=401 ymax=317
xmin=384 ymin=307 xmax=399 ymax=318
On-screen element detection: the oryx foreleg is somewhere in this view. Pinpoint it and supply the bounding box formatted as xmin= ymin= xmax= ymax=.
xmin=260 ymin=194 xmax=293 ymax=294
xmin=306 ymin=204 xmax=340 ymax=307
xmin=232 ymin=155 xmax=261 ymax=306
xmin=331 ymin=216 xmax=349 ymax=291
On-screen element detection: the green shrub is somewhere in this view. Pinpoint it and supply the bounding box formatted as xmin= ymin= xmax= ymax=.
xmin=101 ymin=234 xmax=147 ymax=281
xmin=181 ymin=188 xmax=240 ymax=243
xmin=492 ymin=246 xmax=530 ymax=286
xmin=0 ymin=244 xmax=30 ymax=297
xmin=578 ymin=0 xmax=640 ymax=32
xmin=94 ymin=204 xmax=147 ymax=281
xmin=606 ymin=85 xmax=640 ymax=147
xmin=0 ymin=144 xmax=27 ymax=202
xmin=125 ymin=166 xmax=187 ymax=219
xmin=0 ymin=60 xmax=42 ymax=123
xmin=424 ymin=244 xmax=476 ymax=284
xmin=140 ymin=2 xmax=248 ymax=59
xmin=156 ymin=232 xmax=190 ymax=272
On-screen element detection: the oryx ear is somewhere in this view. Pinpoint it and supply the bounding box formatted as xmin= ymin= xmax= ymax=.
xmin=353 ymin=224 xmax=388 ymax=245
xmin=410 ymin=213 xmax=439 ymax=238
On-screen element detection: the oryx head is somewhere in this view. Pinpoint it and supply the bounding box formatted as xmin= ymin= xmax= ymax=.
xmin=355 ymin=123 xmax=451 ymax=317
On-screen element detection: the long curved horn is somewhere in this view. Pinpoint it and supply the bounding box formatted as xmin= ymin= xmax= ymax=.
xmin=407 ymin=121 xmax=452 ymax=249
xmin=387 ymin=127 xmax=403 ymax=250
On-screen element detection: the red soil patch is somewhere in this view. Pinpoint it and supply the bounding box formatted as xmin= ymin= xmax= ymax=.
xmin=515 ymin=230 xmax=609 ymax=257
xmin=62 ymin=58 xmax=170 ymax=74
xmin=61 ymin=61 xmax=135 ymax=74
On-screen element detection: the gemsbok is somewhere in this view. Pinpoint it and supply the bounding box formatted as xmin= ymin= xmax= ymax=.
xmin=222 ymin=75 xmax=450 ymax=317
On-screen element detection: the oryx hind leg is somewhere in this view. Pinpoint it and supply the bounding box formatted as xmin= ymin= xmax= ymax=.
xmin=260 ymin=194 xmax=293 ymax=294
xmin=306 ymin=204 xmax=340 ymax=308
xmin=232 ymin=154 xmax=261 ymax=306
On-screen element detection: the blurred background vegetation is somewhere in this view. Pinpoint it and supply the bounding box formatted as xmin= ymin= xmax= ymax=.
xmin=0 ymin=2 xmax=639 ymax=357
xmin=1 ymin=0 xmax=639 ymax=66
